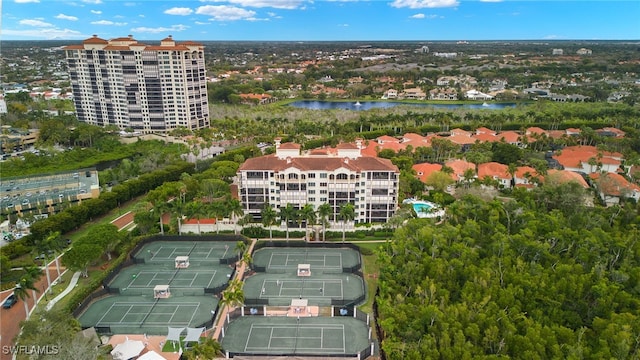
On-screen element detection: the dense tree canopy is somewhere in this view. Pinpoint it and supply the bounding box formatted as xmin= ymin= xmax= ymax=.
xmin=376 ymin=194 xmax=640 ymax=360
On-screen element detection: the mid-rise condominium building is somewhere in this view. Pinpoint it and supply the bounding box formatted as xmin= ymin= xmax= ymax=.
xmin=64 ymin=35 xmax=209 ymax=133
xmin=237 ymin=139 xmax=400 ymax=227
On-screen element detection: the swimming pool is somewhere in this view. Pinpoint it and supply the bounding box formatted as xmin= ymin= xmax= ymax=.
xmin=402 ymin=199 xmax=444 ymax=219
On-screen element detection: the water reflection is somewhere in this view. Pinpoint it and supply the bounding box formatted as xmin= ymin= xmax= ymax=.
xmin=287 ymin=100 xmax=517 ymax=111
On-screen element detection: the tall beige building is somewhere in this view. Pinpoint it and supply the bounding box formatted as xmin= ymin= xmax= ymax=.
xmin=64 ymin=35 xmax=209 ymax=133
xmin=237 ymin=139 xmax=400 ymax=226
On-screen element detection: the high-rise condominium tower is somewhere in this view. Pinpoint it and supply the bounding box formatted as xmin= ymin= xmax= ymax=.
xmin=64 ymin=35 xmax=209 ymax=133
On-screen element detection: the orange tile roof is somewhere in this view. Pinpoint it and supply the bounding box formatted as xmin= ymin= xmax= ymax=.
xmin=515 ymin=166 xmax=541 ymax=180
xmin=497 ymin=131 xmax=521 ymax=143
xmin=526 ymin=127 xmax=547 ymax=135
xmin=478 ymin=162 xmax=511 ymax=180
xmin=83 ymin=35 xmax=108 ymax=44
xmin=183 ymin=218 xmax=216 ymax=225
xmin=590 ymin=172 xmax=640 ymax=196
xmin=412 ymin=163 xmax=442 ymax=182
xmin=546 ymin=169 xmax=589 ymax=188
xmin=473 ymin=133 xmax=499 ymax=142
xmin=445 ymin=159 xmax=475 ymax=181
xmin=475 ymin=127 xmax=495 ymax=135
xmin=279 ymin=142 xmax=301 ymax=149
xmin=553 ymin=145 xmax=622 ymax=169
xmin=239 ymin=154 xmax=398 ymax=173
xmin=447 ymin=134 xmax=476 ymax=145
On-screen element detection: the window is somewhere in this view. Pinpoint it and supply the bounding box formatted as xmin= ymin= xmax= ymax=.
xmin=308 ymin=198 xmax=316 ymax=202
xmin=308 ymin=182 xmax=315 ymax=187
xmin=320 ymin=173 xmax=327 ymax=178
xmin=320 ymin=182 xmax=327 ymax=187
xmin=308 ymin=173 xmax=316 ymax=179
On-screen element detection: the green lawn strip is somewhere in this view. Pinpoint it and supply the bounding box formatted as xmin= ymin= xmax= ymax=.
xmin=162 ymin=337 xmax=189 ymax=352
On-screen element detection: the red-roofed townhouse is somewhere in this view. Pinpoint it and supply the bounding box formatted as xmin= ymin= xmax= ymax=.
xmin=545 ymin=169 xmax=589 ymax=189
xmin=565 ymin=128 xmax=581 ymax=137
xmin=478 ymin=162 xmax=512 ymax=188
xmin=596 ymin=127 xmax=625 ymax=138
xmin=412 ymin=163 xmax=442 ymax=183
xmin=589 ymin=172 xmax=640 ymax=206
xmin=514 ymin=166 xmax=543 ymax=188
xmin=496 ymin=131 xmax=522 ymax=147
xmin=401 ymin=133 xmax=430 ymax=149
xmin=475 ymin=127 xmax=495 ymax=136
xmin=553 ymin=145 xmax=622 ymax=174
xmin=445 ymin=159 xmax=476 ymax=182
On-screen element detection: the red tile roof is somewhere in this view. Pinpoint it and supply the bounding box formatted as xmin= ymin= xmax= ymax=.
xmin=546 ymin=169 xmax=589 ymax=188
xmin=590 ymin=172 xmax=640 ymax=196
xmin=445 ymin=159 xmax=475 ymax=181
xmin=478 ymin=162 xmax=511 ymax=180
xmin=239 ymin=154 xmax=399 ymax=173
xmin=412 ymin=163 xmax=442 ymax=182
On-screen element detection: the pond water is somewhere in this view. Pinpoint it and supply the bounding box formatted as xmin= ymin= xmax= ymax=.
xmin=287 ymin=100 xmax=516 ymax=111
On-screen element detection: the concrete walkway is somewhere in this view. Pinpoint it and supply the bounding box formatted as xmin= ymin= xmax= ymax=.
xmin=46 ymin=271 xmax=81 ymax=311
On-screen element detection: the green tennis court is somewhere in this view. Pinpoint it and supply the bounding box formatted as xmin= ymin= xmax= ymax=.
xmin=252 ymin=248 xmax=360 ymax=273
xmin=78 ymin=295 xmax=217 ymax=335
xmin=108 ymin=265 xmax=232 ymax=296
xmin=243 ymin=273 xmax=365 ymax=306
xmin=133 ymin=240 xmax=238 ymax=264
xmin=221 ymin=316 xmax=370 ymax=356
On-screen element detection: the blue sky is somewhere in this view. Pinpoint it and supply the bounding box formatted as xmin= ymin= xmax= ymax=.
xmin=2 ymin=0 xmax=639 ymax=41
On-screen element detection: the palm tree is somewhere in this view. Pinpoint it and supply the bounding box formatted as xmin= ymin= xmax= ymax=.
xmin=220 ymin=279 xmax=245 ymax=309
xmin=339 ymin=203 xmax=355 ymax=243
xmin=261 ymin=205 xmax=277 ymax=240
xmin=14 ymin=272 xmax=39 ymax=318
xmin=299 ymin=204 xmax=317 ymax=241
xmin=317 ymin=203 xmax=332 ymax=242
xmin=279 ymin=204 xmax=297 ymax=241
xmin=185 ymin=201 xmax=206 ymax=234
xmin=226 ymin=197 xmax=244 ymax=235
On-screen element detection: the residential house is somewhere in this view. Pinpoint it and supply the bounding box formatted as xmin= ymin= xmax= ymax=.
xmin=446 ymin=159 xmax=476 ymax=182
xmin=553 ymin=145 xmax=623 ymax=174
xmin=514 ymin=166 xmax=542 ymax=188
xmin=401 ymin=87 xmax=426 ymax=100
xmin=412 ymin=163 xmax=443 ymax=183
xmin=545 ymin=169 xmax=589 ymax=189
xmin=429 ymin=88 xmax=458 ymax=101
xmin=596 ymin=127 xmax=625 ymax=138
xmin=465 ymin=89 xmax=493 ymax=101
xmin=478 ymin=162 xmax=512 ymax=188
xmin=589 ymin=172 xmax=640 ymax=206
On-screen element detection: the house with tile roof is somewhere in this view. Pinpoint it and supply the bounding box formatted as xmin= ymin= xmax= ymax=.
xmin=478 ymin=162 xmax=512 ymax=188
xmin=553 ymin=146 xmax=622 ymax=174
xmin=545 ymin=169 xmax=589 ymax=189
xmin=514 ymin=166 xmax=542 ymax=188
xmin=445 ymin=159 xmax=476 ymax=182
xmin=589 ymin=172 xmax=640 ymax=206
xmin=412 ymin=163 xmax=442 ymax=183
xmin=236 ymin=139 xmax=400 ymax=227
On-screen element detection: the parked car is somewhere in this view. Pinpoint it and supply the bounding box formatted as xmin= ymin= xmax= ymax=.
xmin=2 ymin=293 xmax=17 ymax=309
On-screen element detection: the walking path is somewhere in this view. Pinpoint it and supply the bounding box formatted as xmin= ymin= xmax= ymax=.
xmin=45 ymin=271 xmax=80 ymax=311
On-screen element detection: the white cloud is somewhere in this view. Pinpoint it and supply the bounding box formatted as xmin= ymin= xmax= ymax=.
xmin=165 ymin=7 xmax=194 ymax=16
xmin=90 ymin=10 xmax=102 ymax=14
xmin=130 ymin=24 xmax=188 ymax=33
xmin=410 ymin=13 xmax=440 ymax=19
xmin=20 ymin=19 xmax=53 ymax=27
xmin=225 ymin=0 xmax=304 ymax=9
xmin=15 ymin=0 xmax=40 ymax=3
xmin=91 ymin=20 xmax=127 ymax=25
xmin=82 ymin=0 xmax=102 ymax=4
xmin=338 ymin=23 xmax=349 ymax=27
xmin=2 ymin=28 xmax=84 ymax=39
xmin=390 ymin=0 xmax=458 ymax=9
xmin=196 ymin=5 xmax=257 ymax=21
xmin=195 ymin=21 xmax=210 ymax=25
xmin=56 ymin=14 xmax=79 ymax=21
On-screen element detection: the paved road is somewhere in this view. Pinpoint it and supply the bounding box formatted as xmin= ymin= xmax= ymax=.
xmin=0 ymin=261 xmax=65 ymax=360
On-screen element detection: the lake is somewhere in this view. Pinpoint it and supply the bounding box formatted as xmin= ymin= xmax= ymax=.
xmin=287 ymin=100 xmax=517 ymax=111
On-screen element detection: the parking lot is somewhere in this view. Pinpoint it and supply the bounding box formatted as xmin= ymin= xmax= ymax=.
xmin=0 ymin=169 xmax=99 ymax=214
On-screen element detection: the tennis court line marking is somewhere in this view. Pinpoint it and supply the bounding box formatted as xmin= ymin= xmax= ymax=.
xmin=244 ymin=324 xmax=346 ymax=353
xmin=98 ymin=302 xmax=202 ymax=325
